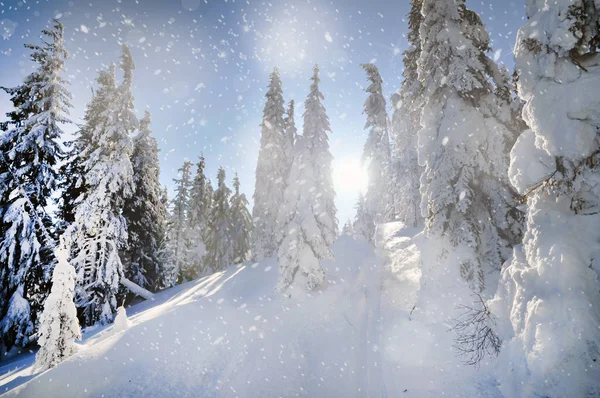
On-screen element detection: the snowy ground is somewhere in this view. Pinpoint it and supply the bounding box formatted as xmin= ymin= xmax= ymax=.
xmin=1 ymin=224 xmax=502 ymax=397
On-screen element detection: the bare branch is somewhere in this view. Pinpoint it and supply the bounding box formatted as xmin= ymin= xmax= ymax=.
xmin=450 ymin=293 xmax=501 ymax=367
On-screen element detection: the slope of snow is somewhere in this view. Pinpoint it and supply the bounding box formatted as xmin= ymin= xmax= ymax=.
xmin=1 ymin=229 xmax=501 ymax=397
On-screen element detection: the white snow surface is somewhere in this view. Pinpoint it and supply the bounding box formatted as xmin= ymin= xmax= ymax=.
xmin=1 ymin=225 xmax=501 ymax=397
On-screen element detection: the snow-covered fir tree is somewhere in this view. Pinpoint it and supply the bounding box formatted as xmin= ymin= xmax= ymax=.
xmin=352 ymin=193 xmax=374 ymax=242
xmin=341 ymin=220 xmax=353 ymax=236
xmin=277 ymin=134 xmax=331 ymax=293
xmin=0 ymin=20 xmax=71 ymax=351
xmin=283 ymin=99 xmax=297 ymax=175
xmin=360 ymin=63 xmax=394 ymax=236
xmin=35 ymin=242 xmax=81 ymax=370
xmin=229 ymin=174 xmax=252 ymax=264
xmin=67 ymin=46 xmax=137 ymax=326
xmin=390 ymin=0 xmax=424 ymax=228
xmin=205 ymin=179 xmax=214 ymax=214
xmin=204 ymin=167 xmax=234 ymax=273
xmin=252 ymin=68 xmax=287 ymax=261
xmin=122 ymin=111 xmax=168 ymax=293
xmin=59 ymin=55 xmax=116 ymax=231
xmin=416 ymin=0 xmax=522 ymax=295
xmin=156 ymin=186 xmax=175 ymax=289
xmin=303 ymin=65 xmax=338 ymax=242
xmin=185 ymin=155 xmax=210 ymax=278
xmin=277 ymin=65 xmax=337 ymax=293
xmin=489 ymin=2 xmax=600 ymax=397
xmin=171 ymin=160 xmax=193 ymax=284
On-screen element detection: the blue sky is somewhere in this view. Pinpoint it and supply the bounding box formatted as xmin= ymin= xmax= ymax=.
xmin=0 ymin=0 xmax=526 ymax=225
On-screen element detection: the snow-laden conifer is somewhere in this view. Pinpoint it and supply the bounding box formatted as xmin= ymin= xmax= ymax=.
xmin=186 ymin=156 xmax=210 ymax=278
xmin=171 ymin=160 xmax=193 ymax=283
xmin=122 ymin=111 xmax=167 ymax=292
xmin=277 ymin=65 xmax=337 ymax=293
xmin=0 ymin=20 xmax=71 ymax=350
xmin=416 ymin=0 xmax=522 ymax=296
xmin=390 ymin=0 xmax=424 ymax=228
xmin=352 ymin=193 xmax=374 ymax=242
xmin=277 ymin=135 xmax=331 ymax=293
xmin=67 ymin=46 xmax=137 ymax=326
xmin=360 ymin=63 xmax=394 ymax=228
xmin=283 ymin=99 xmax=297 ymax=175
xmin=230 ymin=174 xmax=252 ymax=264
xmin=35 ymin=243 xmax=81 ymax=370
xmin=303 ymin=65 xmax=338 ymax=243
xmin=252 ymin=68 xmax=287 ymax=261
xmin=204 ymin=167 xmax=234 ymax=272
xmin=489 ymin=2 xmax=600 ymax=396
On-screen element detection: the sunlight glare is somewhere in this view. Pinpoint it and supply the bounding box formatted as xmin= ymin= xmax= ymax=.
xmin=333 ymin=156 xmax=368 ymax=196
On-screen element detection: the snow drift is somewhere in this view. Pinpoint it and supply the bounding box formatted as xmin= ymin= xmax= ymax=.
xmin=1 ymin=227 xmax=503 ymax=397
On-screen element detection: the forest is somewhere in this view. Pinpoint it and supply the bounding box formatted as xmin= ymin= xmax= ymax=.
xmin=0 ymin=0 xmax=599 ymax=397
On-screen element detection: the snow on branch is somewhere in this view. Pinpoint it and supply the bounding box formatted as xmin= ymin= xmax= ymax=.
xmin=120 ymin=277 xmax=154 ymax=301
xmin=450 ymin=293 xmax=501 ymax=367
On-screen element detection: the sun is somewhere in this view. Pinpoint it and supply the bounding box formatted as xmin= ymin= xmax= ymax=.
xmin=333 ymin=156 xmax=368 ymax=196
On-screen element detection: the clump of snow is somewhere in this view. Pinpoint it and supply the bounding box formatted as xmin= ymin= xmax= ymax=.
xmin=112 ymin=307 xmax=130 ymax=333
xmin=507 ymin=129 xmax=554 ymax=194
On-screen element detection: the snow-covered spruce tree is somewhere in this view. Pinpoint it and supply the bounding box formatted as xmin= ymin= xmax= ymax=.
xmin=204 ymin=167 xmax=234 ymax=273
xmin=156 ymin=186 xmax=176 ymax=289
xmin=277 ymin=65 xmax=338 ymax=293
xmin=35 ymin=243 xmax=81 ymax=370
xmin=229 ymin=174 xmax=252 ymax=264
xmin=205 ymin=179 xmax=214 ymax=214
xmin=488 ymin=2 xmax=600 ymax=397
xmin=341 ymin=220 xmax=353 ymax=236
xmin=352 ymin=193 xmax=374 ymax=242
xmin=67 ymin=46 xmax=137 ymax=326
xmin=0 ymin=20 xmax=71 ymax=351
xmin=277 ymin=134 xmax=331 ymax=293
xmin=360 ymin=63 xmax=394 ymax=232
xmin=171 ymin=160 xmax=193 ymax=284
xmin=252 ymin=68 xmax=287 ymax=261
xmin=283 ymin=99 xmax=298 ymax=175
xmin=303 ymin=65 xmax=338 ymax=242
xmin=58 ymin=54 xmax=121 ymax=232
xmin=390 ymin=0 xmax=424 ymax=228
xmin=185 ymin=155 xmax=210 ymax=278
xmin=121 ymin=111 xmax=167 ymax=293
xmin=416 ymin=0 xmax=522 ymax=298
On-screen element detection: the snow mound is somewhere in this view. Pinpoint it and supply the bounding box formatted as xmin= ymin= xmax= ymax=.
xmin=1 ymin=230 xmax=501 ymax=397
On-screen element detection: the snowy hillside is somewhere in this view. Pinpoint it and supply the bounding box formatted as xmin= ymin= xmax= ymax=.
xmin=1 ymin=226 xmax=502 ymax=397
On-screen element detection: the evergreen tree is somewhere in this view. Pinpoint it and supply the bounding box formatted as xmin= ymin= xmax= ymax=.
xmin=156 ymin=187 xmax=176 ymax=289
xmin=252 ymin=68 xmax=287 ymax=261
xmin=416 ymin=0 xmax=521 ymax=293
xmin=66 ymin=46 xmax=137 ymax=326
xmin=229 ymin=174 xmax=252 ymax=264
xmin=171 ymin=160 xmax=193 ymax=284
xmin=277 ymin=65 xmax=337 ymax=293
xmin=35 ymin=243 xmax=81 ymax=370
xmin=352 ymin=193 xmax=374 ymax=242
xmin=360 ymin=63 xmax=394 ymax=231
xmin=204 ymin=167 xmax=234 ymax=272
xmin=341 ymin=220 xmax=353 ymax=236
xmin=0 ymin=20 xmax=71 ymax=351
xmin=186 ymin=155 xmax=210 ymax=278
xmin=277 ymin=135 xmax=330 ymax=293
xmin=490 ymin=2 xmax=600 ymax=396
xmin=303 ymin=65 xmax=338 ymax=242
xmin=59 ymin=62 xmax=116 ymax=231
xmin=205 ymin=179 xmax=214 ymax=214
xmin=283 ymin=99 xmax=297 ymax=175
xmin=390 ymin=0 xmax=424 ymax=228
xmin=122 ymin=111 xmax=167 ymax=293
